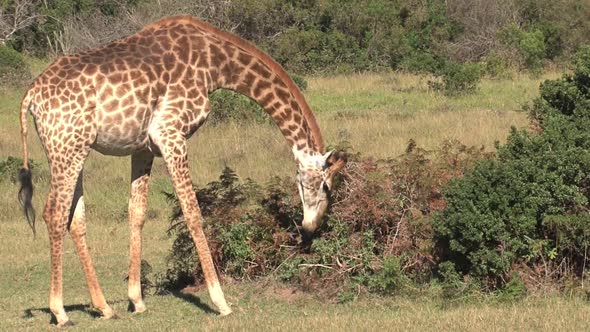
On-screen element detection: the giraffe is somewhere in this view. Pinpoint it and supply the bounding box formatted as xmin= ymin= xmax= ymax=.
xmin=17 ymin=15 xmax=347 ymax=327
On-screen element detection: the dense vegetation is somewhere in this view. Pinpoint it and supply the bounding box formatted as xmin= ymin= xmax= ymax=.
xmin=435 ymin=47 xmax=590 ymax=290
xmin=158 ymin=142 xmax=490 ymax=299
xmin=1 ymin=0 xmax=589 ymax=94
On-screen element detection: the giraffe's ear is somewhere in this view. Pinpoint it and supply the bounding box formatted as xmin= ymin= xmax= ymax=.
xmin=323 ymin=150 xmax=347 ymax=177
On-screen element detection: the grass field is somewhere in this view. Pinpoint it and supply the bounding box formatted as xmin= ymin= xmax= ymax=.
xmin=2 ymin=211 xmax=590 ymax=331
xmin=3 ymin=71 xmax=588 ymax=331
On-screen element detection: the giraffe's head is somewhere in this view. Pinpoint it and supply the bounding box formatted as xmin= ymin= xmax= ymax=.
xmin=296 ymin=150 xmax=347 ymax=239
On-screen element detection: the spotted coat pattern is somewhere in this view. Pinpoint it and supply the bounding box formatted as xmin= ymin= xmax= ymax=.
xmin=18 ymin=15 xmax=345 ymax=327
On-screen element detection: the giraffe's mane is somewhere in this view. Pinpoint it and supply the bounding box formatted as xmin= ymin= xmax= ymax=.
xmin=144 ymin=15 xmax=325 ymax=153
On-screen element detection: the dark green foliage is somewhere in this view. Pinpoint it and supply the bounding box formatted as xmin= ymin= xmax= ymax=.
xmin=0 ymin=157 xmax=36 ymax=183
xmin=434 ymin=47 xmax=590 ymax=288
xmin=364 ymin=256 xmax=408 ymax=295
xmin=498 ymin=24 xmax=549 ymax=72
xmin=482 ymin=52 xmax=510 ymax=78
xmin=496 ymin=273 xmax=527 ymax=302
xmin=270 ymin=27 xmax=370 ymax=74
xmin=0 ymin=45 xmax=30 ymax=87
xmin=519 ymin=29 xmax=547 ymax=72
xmin=291 ymin=74 xmax=308 ymax=91
xmin=437 ymin=261 xmax=481 ymax=301
xmin=429 ymin=62 xmax=482 ymax=96
xmin=208 ymin=90 xmax=267 ymax=125
xmin=543 ymin=215 xmax=590 ymax=269
xmin=3 ymin=0 xmax=590 ymax=77
xmin=7 ymin=0 xmax=142 ymax=54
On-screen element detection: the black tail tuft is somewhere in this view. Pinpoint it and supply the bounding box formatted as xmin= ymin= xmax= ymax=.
xmin=18 ymin=167 xmax=36 ymax=236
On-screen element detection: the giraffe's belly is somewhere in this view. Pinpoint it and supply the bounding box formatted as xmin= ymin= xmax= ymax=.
xmin=91 ymin=126 xmax=150 ymax=156
xmin=91 ymin=108 xmax=153 ymax=156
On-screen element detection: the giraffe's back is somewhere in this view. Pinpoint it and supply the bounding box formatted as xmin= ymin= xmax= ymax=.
xmin=27 ymin=19 xmax=214 ymax=156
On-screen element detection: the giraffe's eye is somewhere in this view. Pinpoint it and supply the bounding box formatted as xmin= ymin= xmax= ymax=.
xmin=322 ymin=181 xmax=330 ymax=192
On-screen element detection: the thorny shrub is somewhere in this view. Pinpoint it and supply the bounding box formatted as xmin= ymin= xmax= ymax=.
xmin=157 ymin=140 xmax=490 ymax=298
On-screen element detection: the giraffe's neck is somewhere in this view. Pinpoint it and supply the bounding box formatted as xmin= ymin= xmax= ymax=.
xmin=207 ymin=57 xmax=319 ymax=162
xmin=209 ymin=58 xmax=317 ymax=161
xmin=186 ymin=22 xmax=324 ymax=165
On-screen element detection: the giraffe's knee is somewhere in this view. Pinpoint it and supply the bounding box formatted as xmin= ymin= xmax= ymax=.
xmin=43 ymin=203 xmax=68 ymax=238
xmin=69 ymin=221 xmax=86 ymax=240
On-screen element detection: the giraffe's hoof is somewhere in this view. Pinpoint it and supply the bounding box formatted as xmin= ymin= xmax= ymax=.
xmin=95 ymin=305 xmax=117 ymax=320
xmin=130 ymin=301 xmax=147 ymax=314
xmin=218 ymin=307 xmax=232 ymax=317
xmin=100 ymin=311 xmax=119 ymax=320
xmin=56 ymin=320 xmax=75 ymax=328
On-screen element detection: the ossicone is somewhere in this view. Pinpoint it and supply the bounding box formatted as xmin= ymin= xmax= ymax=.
xmin=323 ymin=150 xmax=347 ymax=174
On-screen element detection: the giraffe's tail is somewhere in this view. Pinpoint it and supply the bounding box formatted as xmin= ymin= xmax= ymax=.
xmin=18 ymin=89 xmax=36 ymax=236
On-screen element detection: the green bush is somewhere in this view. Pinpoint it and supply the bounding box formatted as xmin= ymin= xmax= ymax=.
xmin=401 ymin=52 xmax=445 ymax=73
xmin=208 ymin=90 xmax=267 ymax=125
xmin=498 ymin=24 xmax=547 ymax=72
xmin=268 ymin=28 xmax=368 ymax=74
xmin=429 ymin=62 xmax=482 ymax=96
xmin=4 ymin=0 xmax=590 ymax=74
xmin=0 ymin=157 xmax=37 ymax=183
xmin=436 ymin=261 xmax=482 ymax=301
xmin=0 ymin=46 xmax=30 ymax=87
xmin=519 ymin=29 xmax=546 ymax=72
xmin=434 ymin=47 xmax=590 ymax=287
xmin=483 ymin=52 xmax=510 ymax=78
xmin=364 ymin=256 xmax=409 ymax=295
xmin=290 ymin=74 xmax=308 ymax=91
xmin=496 ymin=273 xmax=527 ymax=302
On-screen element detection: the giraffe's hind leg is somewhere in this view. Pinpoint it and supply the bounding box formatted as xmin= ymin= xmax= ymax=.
xmin=68 ymin=170 xmax=115 ymax=319
xmin=127 ymin=150 xmax=154 ymax=313
xmin=43 ymin=147 xmax=90 ymax=327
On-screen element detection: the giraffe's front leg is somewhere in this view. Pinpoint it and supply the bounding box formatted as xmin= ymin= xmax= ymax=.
xmin=153 ymin=129 xmax=232 ymax=316
xmin=127 ymin=151 xmax=154 ymax=313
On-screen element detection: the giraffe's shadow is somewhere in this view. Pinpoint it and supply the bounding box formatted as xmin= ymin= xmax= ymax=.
xmin=21 ymin=293 xmax=217 ymax=324
xmin=22 ymin=300 xmax=127 ymax=324
xmin=170 ymin=291 xmax=218 ymax=315
xmin=23 ymin=303 xmax=100 ymax=324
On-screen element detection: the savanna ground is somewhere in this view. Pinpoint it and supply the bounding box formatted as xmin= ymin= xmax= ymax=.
xmin=1 ymin=70 xmax=589 ymax=331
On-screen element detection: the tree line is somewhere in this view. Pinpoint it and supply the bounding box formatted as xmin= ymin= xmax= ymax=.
xmin=1 ymin=0 xmax=589 ymax=77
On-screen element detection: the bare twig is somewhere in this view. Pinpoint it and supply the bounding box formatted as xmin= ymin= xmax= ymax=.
xmin=299 ymin=263 xmax=333 ymax=270
xmin=269 ymin=251 xmax=298 ymax=276
xmin=582 ymin=244 xmax=587 ymax=289
xmin=0 ymin=0 xmax=42 ymax=45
